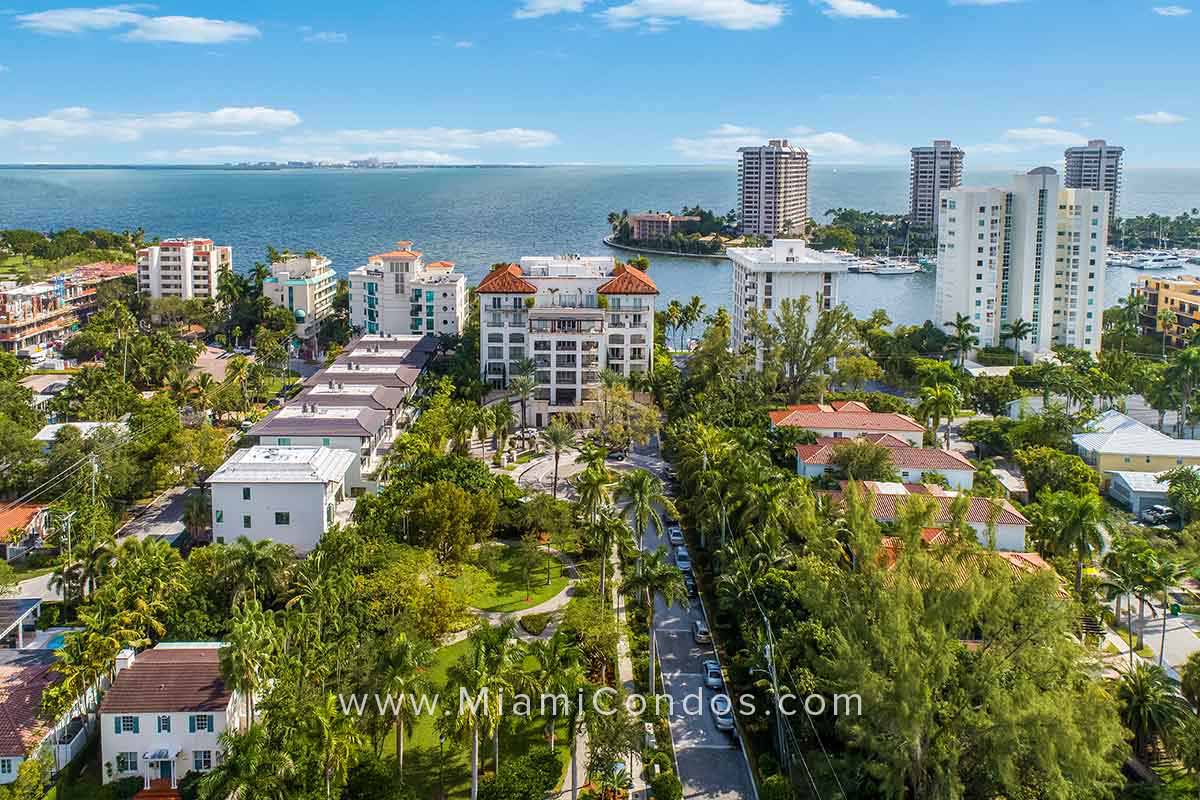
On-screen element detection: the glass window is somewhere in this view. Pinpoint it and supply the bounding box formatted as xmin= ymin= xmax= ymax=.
xmin=116 ymin=752 xmax=138 ymax=772
xmin=277 ymin=437 xmax=291 ymax=446
xmin=0 ymin=760 xmax=10 ymax=776
xmin=157 ymin=715 xmax=171 ymax=733
xmin=242 ymin=515 xmax=252 ymax=529
xmin=242 ymin=487 xmax=251 ymax=501
xmin=275 ymin=512 xmax=290 ymax=525
xmin=214 ymin=510 xmax=223 ymax=524
xmin=194 ymin=751 xmax=212 ymax=772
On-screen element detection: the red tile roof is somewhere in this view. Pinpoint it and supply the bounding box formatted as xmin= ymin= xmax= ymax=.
xmin=370 ymin=250 xmax=422 ymax=260
xmin=597 ymin=263 xmax=659 ymax=295
xmin=796 ymin=434 xmax=975 ymax=471
xmin=0 ymin=505 xmax=45 ymax=544
xmin=476 ymin=264 xmax=537 ymax=294
xmin=822 ymin=482 xmax=1028 ymax=527
xmin=0 ymin=652 xmax=60 ymax=758
xmin=99 ymin=646 xmax=231 ymax=715
xmin=770 ymin=401 xmax=925 ymax=433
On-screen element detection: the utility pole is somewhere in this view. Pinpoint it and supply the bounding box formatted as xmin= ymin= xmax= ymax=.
xmin=89 ymin=454 xmax=99 ymax=502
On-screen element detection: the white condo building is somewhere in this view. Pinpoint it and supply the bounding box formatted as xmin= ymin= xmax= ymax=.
xmin=136 ymin=238 xmax=230 ymax=300
xmin=261 ymin=254 xmax=338 ymax=358
xmin=348 ymin=241 xmax=466 ymax=337
xmin=477 ymin=256 xmax=658 ymax=426
xmin=1064 ymin=139 xmax=1124 ymax=226
xmin=728 ymin=239 xmax=849 ymax=365
xmin=910 ymin=140 xmax=964 ymax=228
xmin=934 ymin=167 xmax=1108 ymax=357
xmin=737 ymin=139 xmax=810 ymax=238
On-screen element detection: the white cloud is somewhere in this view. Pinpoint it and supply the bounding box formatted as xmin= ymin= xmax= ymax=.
xmin=146 ymin=144 xmax=470 ymax=165
xmin=514 ymin=0 xmax=592 ymax=18
xmin=281 ymin=127 xmax=559 ymax=150
xmin=0 ymin=106 xmax=300 ymax=142
xmin=17 ymin=6 xmax=260 ymax=43
xmin=1003 ymin=127 xmax=1088 ymax=146
xmin=948 ymin=0 xmax=1022 ymax=5
xmin=1153 ymin=5 xmax=1191 ymax=15
xmin=1134 ymin=110 xmax=1187 ymax=125
xmin=304 ymin=30 xmax=348 ymax=43
xmin=670 ymin=122 xmax=902 ymax=162
xmin=601 ymin=0 xmax=786 ymax=30
xmin=1034 ymin=115 xmax=1056 ymax=124
xmin=454 ymin=39 xmax=475 ymax=47
xmin=817 ymin=0 xmax=904 ymax=19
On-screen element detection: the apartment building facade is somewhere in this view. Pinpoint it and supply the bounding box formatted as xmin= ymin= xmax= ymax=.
xmin=477 ymin=256 xmax=657 ymax=425
xmin=934 ymin=167 xmax=1108 ymax=357
xmin=628 ymin=213 xmax=701 ymax=241
xmin=909 ymin=139 xmax=964 ymax=228
xmin=347 ymin=241 xmax=466 ymax=337
xmin=728 ymin=239 xmax=848 ymax=365
xmin=0 ymin=263 xmax=135 ymax=356
xmin=246 ymin=404 xmax=391 ymax=492
xmin=136 ymin=238 xmax=230 ymax=300
xmin=1064 ymin=139 xmax=1124 ymax=225
xmin=261 ymin=254 xmax=338 ymax=358
xmin=737 ymin=139 xmax=810 ymax=238
xmin=1135 ymin=274 xmax=1200 ymax=348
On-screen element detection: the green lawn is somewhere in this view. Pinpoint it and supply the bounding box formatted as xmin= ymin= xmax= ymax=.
xmin=381 ymin=639 xmax=569 ymax=799
xmin=1113 ymin=625 xmax=1155 ymax=658
xmin=461 ymin=544 xmax=570 ymax=614
xmin=0 ymin=249 xmax=134 ymax=282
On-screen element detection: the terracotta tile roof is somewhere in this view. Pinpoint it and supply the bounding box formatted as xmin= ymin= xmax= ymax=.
xmin=0 ymin=651 xmax=59 ymax=758
xmin=476 ymin=264 xmax=537 ymax=294
xmin=425 ymin=260 xmax=454 ymax=269
xmin=796 ymin=435 xmax=975 ymax=471
xmin=370 ymin=250 xmax=422 ymax=260
xmin=597 ymin=263 xmax=659 ymax=295
xmin=770 ymin=401 xmax=925 ymax=433
xmin=0 ymin=505 xmax=45 ymax=544
xmin=99 ymin=646 xmax=231 ymax=715
xmin=822 ymin=483 xmax=1028 ymax=527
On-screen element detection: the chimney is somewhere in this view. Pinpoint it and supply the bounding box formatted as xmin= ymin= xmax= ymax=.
xmin=115 ymin=647 xmax=136 ymax=675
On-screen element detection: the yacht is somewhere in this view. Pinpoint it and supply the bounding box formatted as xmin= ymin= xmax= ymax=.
xmin=1132 ymin=251 xmax=1188 ymax=270
xmin=1107 ymin=249 xmax=1137 ymax=268
xmin=873 ymin=258 xmax=922 ymax=275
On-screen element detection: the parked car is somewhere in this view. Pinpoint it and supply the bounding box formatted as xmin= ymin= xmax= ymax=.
xmin=684 ymin=573 xmax=697 ymax=598
xmin=703 ymin=659 xmax=724 ymax=690
xmin=1142 ymin=505 xmax=1178 ymax=525
xmin=674 ymin=546 xmax=691 ymax=572
xmin=692 ymin=619 xmax=711 ymax=644
xmin=710 ymin=695 xmax=736 ymax=732
xmin=607 ymin=449 xmax=627 ymax=461
xmin=667 ymin=524 xmax=684 ymax=546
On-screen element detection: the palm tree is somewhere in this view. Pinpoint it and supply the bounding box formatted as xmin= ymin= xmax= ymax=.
xmin=527 ymin=629 xmax=581 ymax=749
xmin=917 ymin=383 xmax=960 ymax=449
xmin=491 ymin=402 xmax=516 ymax=458
xmin=182 ymin=491 xmax=211 ymax=540
xmin=665 ymin=300 xmax=683 ymax=352
xmin=1149 ymin=557 xmax=1190 ymax=666
xmin=224 ymin=536 xmax=290 ymax=607
xmin=614 ymin=469 xmax=676 ymax=547
xmin=447 ymin=402 xmax=480 ymax=456
xmin=1167 ymin=347 xmax=1200 ymax=438
xmin=1113 ymin=662 xmax=1190 ymax=760
xmin=1101 ymin=556 xmax=1139 ymax=668
xmin=1040 ymin=490 xmax=1105 ymax=596
xmin=509 ymin=375 xmax=536 ymax=434
xmin=313 ymin=692 xmax=364 ymax=799
xmin=540 ymin=419 xmax=575 ymax=499
xmin=198 ymin=726 xmax=294 ymax=800
xmin=574 ymin=463 xmax=613 ymax=525
xmin=1157 ymin=307 xmax=1175 ymax=357
xmin=219 ymin=599 xmax=271 ymax=726
xmin=621 ymin=546 xmax=687 ymax=696
xmin=1000 ymin=317 xmax=1034 ymax=364
xmin=943 ymin=312 xmax=979 ymax=369
xmin=191 ymin=372 xmax=218 ymax=419
xmin=225 ymin=355 xmax=251 ymax=410
xmin=598 ymin=369 xmax=625 ymax=440
xmin=560 ymin=664 xmax=591 ymax=800
xmin=378 ymin=632 xmax=433 ymax=781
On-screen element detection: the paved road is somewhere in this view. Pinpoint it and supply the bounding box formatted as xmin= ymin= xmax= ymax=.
xmin=116 ymin=485 xmax=192 ymax=542
xmin=637 ymin=441 xmax=756 ymax=800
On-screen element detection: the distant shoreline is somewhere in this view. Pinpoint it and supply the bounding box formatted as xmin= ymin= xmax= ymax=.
xmin=0 ymin=164 xmax=550 ymax=171
xmin=602 ymin=236 xmax=729 ymax=261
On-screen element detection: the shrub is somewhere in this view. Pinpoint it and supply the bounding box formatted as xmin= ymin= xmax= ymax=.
xmin=760 ymin=774 xmax=797 ymax=800
xmin=479 ymin=747 xmax=563 ymax=800
xmin=649 ymin=771 xmax=683 ymax=800
xmin=519 ymin=611 xmax=553 ymax=636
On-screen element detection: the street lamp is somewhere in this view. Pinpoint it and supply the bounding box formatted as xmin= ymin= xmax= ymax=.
xmin=438 ymin=733 xmax=446 ymax=799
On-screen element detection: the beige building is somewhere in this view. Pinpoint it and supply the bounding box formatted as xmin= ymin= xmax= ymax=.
xmin=347 ymin=242 xmax=466 ymax=337
xmin=628 ymin=213 xmax=700 ymax=241
xmin=909 ymin=139 xmax=964 ymax=228
xmin=1074 ymin=409 xmax=1200 ymax=478
xmin=1134 ymin=274 xmax=1200 ymax=348
xmin=136 ymin=238 xmax=230 ymax=300
xmin=262 ymin=254 xmax=338 ymax=358
xmin=737 ymin=139 xmax=809 ymax=238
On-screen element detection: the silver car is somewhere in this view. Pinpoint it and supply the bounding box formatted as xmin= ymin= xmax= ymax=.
xmin=667 ymin=525 xmax=684 ymax=546
xmin=692 ymin=620 xmax=711 ymax=644
xmin=674 ymin=546 xmax=691 ymax=571
xmin=703 ymin=659 xmax=724 ymax=690
xmin=711 ymin=695 xmax=736 ymax=732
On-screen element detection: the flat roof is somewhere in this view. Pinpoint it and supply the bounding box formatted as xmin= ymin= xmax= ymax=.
xmin=207 ymin=446 xmax=356 ymax=484
xmin=249 ymin=405 xmax=388 ymax=438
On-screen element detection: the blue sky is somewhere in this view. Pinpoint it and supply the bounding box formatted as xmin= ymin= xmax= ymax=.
xmin=0 ymin=0 xmax=1195 ymax=167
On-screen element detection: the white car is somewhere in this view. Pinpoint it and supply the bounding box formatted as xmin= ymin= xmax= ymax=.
xmin=711 ymin=695 xmax=736 ymax=732
xmin=674 ymin=547 xmax=691 ymax=572
xmin=703 ymin=659 xmax=724 ymax=690
xmin=667 ymin=525 xmax=684 ymax=546
xmin=692 ymin=620 xmax=711 ymax=644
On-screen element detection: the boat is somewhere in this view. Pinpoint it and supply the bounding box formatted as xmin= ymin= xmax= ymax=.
xmin=1107 ymin=249 xmax=1137 ymax=267
xmin=1131 ymin=250 xmax=1188 ymax=270
xmin=873 ymin=259 xmax=922 ymax=276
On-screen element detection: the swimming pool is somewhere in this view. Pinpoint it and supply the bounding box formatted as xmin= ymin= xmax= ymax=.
xmin=46 ymin=634 xmax=66 ymax=650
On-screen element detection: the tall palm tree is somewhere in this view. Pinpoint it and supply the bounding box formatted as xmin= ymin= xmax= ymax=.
xmin=665 ymin=300 xmax=683 ymax=352
xmin=191 ymin=372 xmax=218 ymax=419
xmin=219 ymin=599 xmax=271 ymax=726
xmin=1040 ymin=490 xmax=1105 ymax=596
xmin=943 ymin=312 xmax=979 ymax=369
xmin=491 ymin=402 xmax=516 ymax=457
xmin=574 ymin=463 xmax=613 ymax=525
xmin=1157 ymin=307 xmax=1175 ymax=357
xmin=1167 ymin=346 xmax=1200 ymax=438
xmin=598 ymin=369 xmax=625 ymax=440
xmin=1149 ymin=557 xmax=1190 ymax=666
xmin=917 ymin=383 xmax=960 ymax=449
xmin=614 ymin=469 xmax=676 ymax=547
xmin=225 ymin=355 xmax=251 ymax=410
xmin=447 ymin=402 xmax=480 ymax=456
xmin=509 ymin=375 xmax=536 ymax=434
xmin=527 ymin=629 xmax=581 ymax=749
xmin=1000 ymin=317 xmax=1034 ymax=364
xmin=313 ymin=692 xmax=364 ymax=799
xmin=560 ymin=664 xmax=591 ymax=800
xmin=378 ymin=632 xmax=433 ymax=781
xmin=540 ymin=419 xmax=575 ymax=499
xmin=198 ymin=726 xmax=294 ymax=800
xmin=1101 ymin=555 xmax=1139 ymax=668
xmin=621 ymin=546 xmax=688 ymax=696
xmin=182 ymin=491 xmax=211 ymax=540
xmin=224 ymin=536 xmax=290 ymax=607
xmin=1113 ymin=662 xmax=1190 ymax=760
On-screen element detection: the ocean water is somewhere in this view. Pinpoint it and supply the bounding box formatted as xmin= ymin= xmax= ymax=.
xmin=2 ymin=165 xmax=1199 ymax=326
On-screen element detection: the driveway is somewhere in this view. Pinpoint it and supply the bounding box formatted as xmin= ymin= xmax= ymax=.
xmin=118 ymin=485 xmax=193 ymax=542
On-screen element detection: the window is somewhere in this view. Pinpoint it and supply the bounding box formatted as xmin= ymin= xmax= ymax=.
xmin=242 ymin=515 xmax=252 ymax=529
xmin=116 ymin=752 xmax=138 ymax=773
xmin=116 ymin=715 xmax=139 ymax=733
xmin=157 ymin=715 xmax=171 ymax=733
xmin=242 ymin=487 xmax=251 ymax=501
xmin=0 ymin=760 xmax=12 ymax=776
xmin=214 ymin=510 xmax=223 ymax=524
xmin=194 ymin=750 xmax=213 ymax=771
xmin=277 ymin=437 xmax=291 ymax=446
xmin=275 ymin=512 xmax=291 ymax=525
xmin=190 ymin=714 xmax=215 ymax=733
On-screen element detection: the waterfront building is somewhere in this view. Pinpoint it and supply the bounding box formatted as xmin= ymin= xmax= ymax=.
xmin=628 ymin=212 xmax=701 ymax=241
xmin=207 ymin=446 xmax=355 ymax=552
xmin=1064 ymin=139 xmax=1124 ymax=226
xmin=261 ymin=254 xmax=338 ymax=359
xmin=136 ymin=238 xmax=230 ymax=300
xmin=727 ymin=239 xmax=848 ymax=366
xmin=0 ymin=263 xmax=135 ymax=356
xmin=934 ymin=167 xmax=1108 ymax=357
xmin=99 ymin=643 xmax=246 ymax=790
xmin=347 ymin=241 xmax=466 ymax=337
xmin=769 ymin=400 xmax=926 ymax=445
xmin=737 ymin=139 xmax=809 ymax=238
xmin=1133 ymin=274 xmax=1200 ymax=348
xmin=476 ymin=255 xmax=657 ymax=425
xmin=909 ymin=139 xmax=964 ymax=228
